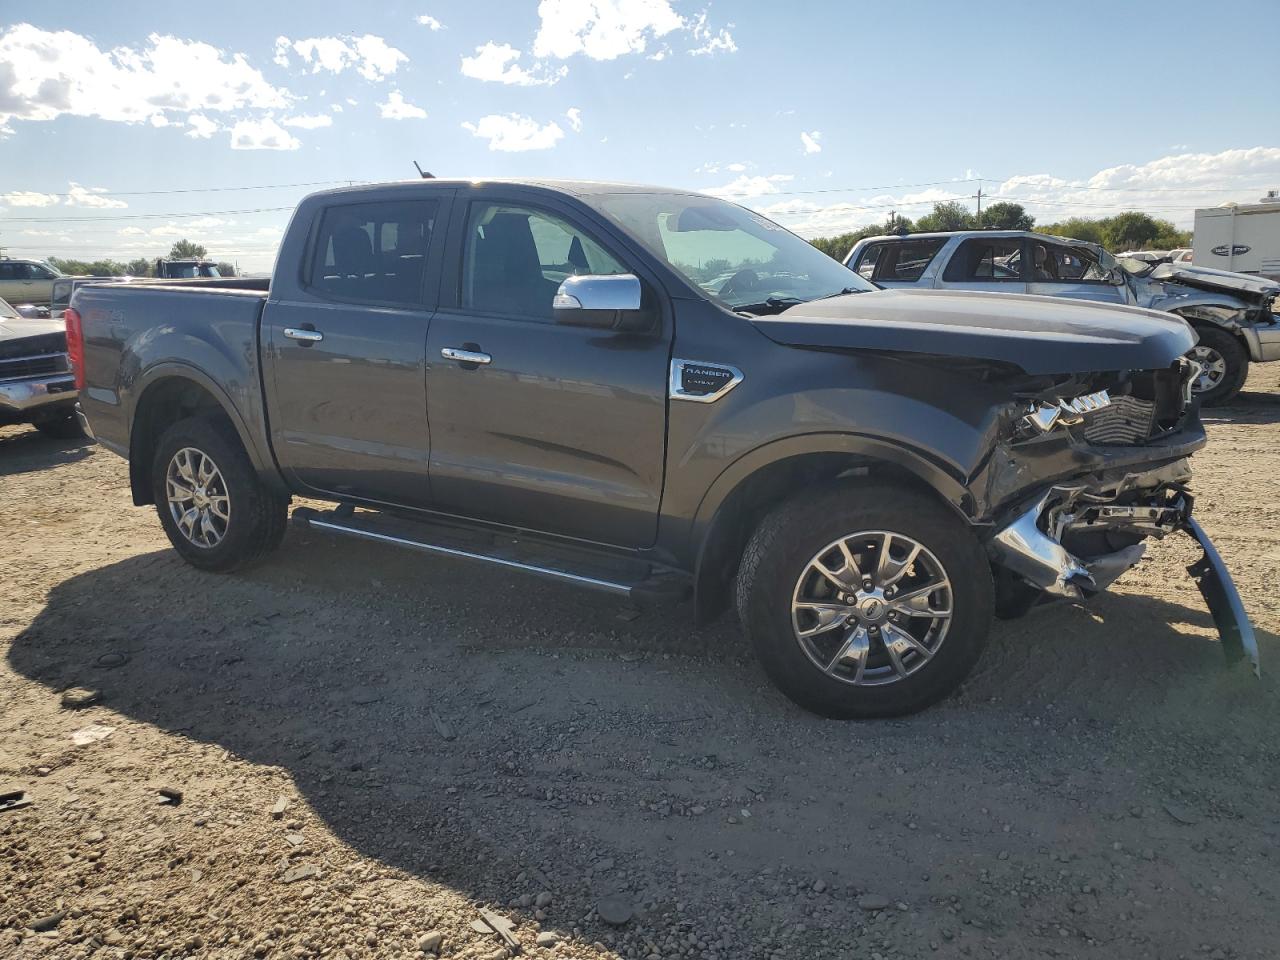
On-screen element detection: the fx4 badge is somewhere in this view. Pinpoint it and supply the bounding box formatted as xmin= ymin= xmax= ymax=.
xmin=669 ymin=359 xmax=744 ymax=403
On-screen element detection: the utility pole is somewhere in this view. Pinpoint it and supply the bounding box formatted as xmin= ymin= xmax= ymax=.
xmin=972 ymin=181 xmax=984 ymax=220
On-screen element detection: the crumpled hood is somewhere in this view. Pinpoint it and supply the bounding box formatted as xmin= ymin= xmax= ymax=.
xmin=752 ymin=288 xmax=1195 ymax=375
xmin=1147 ymin=262 xmax=1280 ymax=299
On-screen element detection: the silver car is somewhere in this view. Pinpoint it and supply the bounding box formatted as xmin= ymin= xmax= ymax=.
xmin=0 ymin=258 xmax=65 ymax=307
xmin=845 ymin=231 xmax=1280 ymax=404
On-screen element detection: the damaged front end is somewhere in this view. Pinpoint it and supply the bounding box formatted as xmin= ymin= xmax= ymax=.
xmin=980 ymin=360 xmax=1258 ymax=674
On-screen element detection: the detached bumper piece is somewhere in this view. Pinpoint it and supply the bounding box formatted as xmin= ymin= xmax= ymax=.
xmin=990 ymin=485 xmax=1258 ymax=674
xmin=1183 ymin=517 xmax=1259 ymax=676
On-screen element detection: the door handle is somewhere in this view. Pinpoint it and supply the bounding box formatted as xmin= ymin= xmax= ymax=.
xmin=284 ymin=327 xmax=324 ymax=343
xmin=441 ymin=347 xmax=492 ymax=365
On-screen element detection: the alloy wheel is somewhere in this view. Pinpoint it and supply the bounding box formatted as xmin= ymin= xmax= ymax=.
xmin=166 ymin=446 xmax=231 ymax=548
xmin=1189 ymin=345 xmax=1227 ymax=394
xmin=791 ymin=530 xmax=953 ymax=686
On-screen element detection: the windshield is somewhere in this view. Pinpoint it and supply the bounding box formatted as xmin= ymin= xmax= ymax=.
xmin=0 ymin=297 xmax=19 ymax=320
xmin=590 ymin=192 xmax=875 ymax=311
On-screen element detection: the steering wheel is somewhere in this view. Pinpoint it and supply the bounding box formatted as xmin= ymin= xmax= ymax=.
xmin=718 ymin=268 xmax=761 ymax=300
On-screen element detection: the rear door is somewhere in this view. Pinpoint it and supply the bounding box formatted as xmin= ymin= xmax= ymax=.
xmin=262 ymin=194 xmax=451 ymax=508
xmin=424 ymin=192 xmax=671 ymax=548
xmin=938 ymin=236 xmax=1028 ymax=293
xmin=1026 ymin=238 xmax=1128 ymax=305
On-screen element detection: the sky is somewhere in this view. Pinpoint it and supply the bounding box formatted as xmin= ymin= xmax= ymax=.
xmin=2 ymin=0 xmax=1279 ymax=273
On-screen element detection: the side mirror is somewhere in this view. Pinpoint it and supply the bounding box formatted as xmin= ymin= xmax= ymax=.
xmin=553 ymin=274 xmax=650 ymax=331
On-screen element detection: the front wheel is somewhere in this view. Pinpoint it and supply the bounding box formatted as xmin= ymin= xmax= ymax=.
xmin=1187 ymin=326 xmax=1248 ymax=406
xmin=150 ymin=416 xmax=288 ymax=572
xmin=736 ymin=484 xmax=994 ymax=719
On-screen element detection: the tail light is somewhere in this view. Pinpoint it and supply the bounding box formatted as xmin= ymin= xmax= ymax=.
xmin=64 ymin=307 xmax=85 ymax=391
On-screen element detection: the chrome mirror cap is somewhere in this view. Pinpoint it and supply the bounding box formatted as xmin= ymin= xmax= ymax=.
xmin=553 ymin=274 xmax=643 ymax=312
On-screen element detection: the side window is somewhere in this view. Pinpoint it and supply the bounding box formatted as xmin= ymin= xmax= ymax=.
xmin=307 ymin=199 xmax=438 ymax=306
xmin=854 ymin=243 xmax=886 ymax=280
xmin=0 ymin=263 xmax=16 ymax=281
xmin=1031 ymin=242 xmax=1107 ymax=282
xmin=463 ymin=203 xmax=626 ymax=321
xmin=943 ymin=238 xmax=1023 ymax=282
xmin=27 ymin=264 xmax=55 ymax=280
xmin=866 ymin=238 xmax=946 ymax=282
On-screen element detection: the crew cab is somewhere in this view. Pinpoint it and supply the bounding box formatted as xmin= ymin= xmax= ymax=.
xmin=69 ymin=180 xmax=1255 ymax=718
xmin=846 ymin=231 xmax=1280 ymax=404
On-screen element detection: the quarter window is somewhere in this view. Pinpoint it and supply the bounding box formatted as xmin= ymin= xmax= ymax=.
xmin=462 ymin=203 xmax=626 ymax=321
xmin=943 ymin=238 xmax=1023 ymax=282
xmin=855 ymin=239 xmax=946 ymax=282
xmin=1030 ymin=241 xmax=1108 ymax=282
xmin=308 ymin=200 xmax=438 ymax=306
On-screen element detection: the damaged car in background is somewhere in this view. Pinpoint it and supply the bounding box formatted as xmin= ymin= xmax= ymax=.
xmin=69 ymin=180 xmax=1255 ymax=718
xmin=845 ymin=229 xmax=1280 ymax=404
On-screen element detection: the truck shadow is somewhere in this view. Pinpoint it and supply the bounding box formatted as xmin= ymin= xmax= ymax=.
xmin=7 ymin=538 xmax=1279 ymax=947
xmin=0 ymin=426 xmax=95 ymax=475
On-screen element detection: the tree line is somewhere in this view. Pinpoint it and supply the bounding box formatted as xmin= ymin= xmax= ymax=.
xmin=46 ymin=239 xmax=235 ymax=278
xmin=809 ymin=202 xmax=1193 ymax=261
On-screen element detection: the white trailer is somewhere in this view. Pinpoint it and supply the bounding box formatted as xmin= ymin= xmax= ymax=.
xmin=1193 ymin=198 xmax=1280 ymax=280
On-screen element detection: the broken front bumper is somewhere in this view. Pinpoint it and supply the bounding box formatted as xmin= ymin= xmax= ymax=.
xmin=988 ymin=472 xmax=1258 ymax=675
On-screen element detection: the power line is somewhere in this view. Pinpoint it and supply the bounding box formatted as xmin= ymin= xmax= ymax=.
xmin=32 ymin=179 xmax=364 ymax=199
xmin=0 ymin=206 xmax=295 ymax=224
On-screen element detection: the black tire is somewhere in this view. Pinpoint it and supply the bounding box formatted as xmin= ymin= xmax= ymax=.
xmin=34 ymin=412 xmax=85 ymax=439
xmin=150 ymin=415 xmax=288 ymax=572
xmin=1187 ymin=326 xmax=1248 ymax=406
xmin=735 ymin=483 xmax=994 ymax=719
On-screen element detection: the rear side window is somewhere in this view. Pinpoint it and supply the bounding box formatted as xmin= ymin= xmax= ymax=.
xmin=943 ymin=238 xmax=1023 ymax=282
xmin=308 ymin=200 xmax=439 ymax=306
xmin=856 ymin=239 xmax=946 ymax=282
xmin=1030 ymin=241 xmax=1108 ymax=281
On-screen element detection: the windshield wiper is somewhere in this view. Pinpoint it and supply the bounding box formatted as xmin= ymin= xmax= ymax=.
xmin=733 ymin=296 xmax=806 ymax=316
xmin=814 ymin=286 xmax=864 ymax=300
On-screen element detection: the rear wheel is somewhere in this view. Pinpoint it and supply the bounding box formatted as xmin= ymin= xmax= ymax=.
xmin=150 ymin=416 xmax=288 ymax=572
xmin=736 ymin=484 xmax=993 ymax=718
xmin=1187 ymin=326 xmax=1248 ymax=406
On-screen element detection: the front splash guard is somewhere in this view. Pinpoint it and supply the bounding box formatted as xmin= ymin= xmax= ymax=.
xmin=1182 ymin=516 xmax=1260 ymax=676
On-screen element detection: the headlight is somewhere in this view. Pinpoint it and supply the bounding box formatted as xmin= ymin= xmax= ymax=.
xmin=1021 ymin=389 xmax=1112 ymax=436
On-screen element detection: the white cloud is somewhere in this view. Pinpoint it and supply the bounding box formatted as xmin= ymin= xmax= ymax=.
xmin=752 ymin=147 xmax=1280 ymax=239
xmin=378 ymin=91 xmax=427 ymax=120
xmin=67 ymin=183 xmax=127 ymax=208
xmin=0 ymin=190 xmax=60 ymax=207
xmin=706 ymin=174 xmax=794 ymax=200
xmin=229 ymin=117 xmax=301 ymax=151
xmin=532 ymin=0 xmax=684 ymax=60
xmin=274 ymin=34 xmax=407 ymax=81
xmin=565 ymin=107 xmax=582 ymax=132
xmin=0 ymin=24 xmax=291 ymax=132
xmin=149 ymin=114 xmax=169 ymax=128
xmin=330 ymin=103 xmax=344 ymax=113
xmin=282 ymin=113 xmax=333 ymax=129
xmin=687 ymin=12 xmax=736 ymax=56
xmin=460 ymin=42 xmax=566 ymax=86
xmin=119 ymin=226 xmax=147 ymax=236
xmin=462 ymin=113 xmax=564 ymax=152
xmin=800 ymin=130 xmax=822 ymax=155
xmin=185 ymin=113 xmax=218 ymax=138
xmin=727 ymin=162 xmax=747 ymax=172
xmin=416 ymin=14 xmax=444 ymax=30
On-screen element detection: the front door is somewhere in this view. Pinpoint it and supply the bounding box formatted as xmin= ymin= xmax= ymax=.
xmin=1026 ymin=239 xmax=1129 ymax=305
xmin=425 ymin=196 xmax=671 ymax=548
xmin=263 ymin=195 xmax=449 ymax=508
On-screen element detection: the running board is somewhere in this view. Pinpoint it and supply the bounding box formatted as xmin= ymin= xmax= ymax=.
xmin=291 ymin=506 xmax=689 ymax=603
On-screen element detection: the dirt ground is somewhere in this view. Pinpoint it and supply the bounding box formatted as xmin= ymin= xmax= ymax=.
xmin=2 ymin=367 xmax=1279 ymax=960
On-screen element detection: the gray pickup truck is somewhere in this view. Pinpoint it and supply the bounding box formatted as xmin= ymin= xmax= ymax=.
xmin=846 ymin=230 xmax=1280 ymax=405
xmin=69 ymin=179 xmax=1255 ymax=718
xmin=1 ymin=296 xmax=82 ymax=437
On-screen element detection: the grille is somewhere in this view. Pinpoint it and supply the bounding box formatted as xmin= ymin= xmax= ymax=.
xmin=0 ymin=352 xmax=69 ymax=381
xmin=1081 ymin=395 xmax=1157 ymax=446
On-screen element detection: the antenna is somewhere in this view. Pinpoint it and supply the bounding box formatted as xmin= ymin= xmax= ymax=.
xmin=413 ymin=162 xmax=435 ymax=180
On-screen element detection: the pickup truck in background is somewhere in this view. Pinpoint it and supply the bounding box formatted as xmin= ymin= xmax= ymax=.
xmin=69 ymin=179 xmax=1255 ymax=718
xmin=0 ymin=257 xmax=65 ymax=308
xmin=846 ymin=230 xmax=1280 ymax=405
xmin=1 ymin=295 xmax=82 ymax=438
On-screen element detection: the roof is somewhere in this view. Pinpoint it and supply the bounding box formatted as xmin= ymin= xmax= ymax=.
xmin=303 ymin=178 xmax=714 ymax=201
xmin=853 ymin=230 xmax=1098 ymax=247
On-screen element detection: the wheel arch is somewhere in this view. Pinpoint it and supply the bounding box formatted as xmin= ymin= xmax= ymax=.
xmin=127 ymin=366 xmax=277 ymax=506
xmin=689 ymin=434 xmax=974 ymax=624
